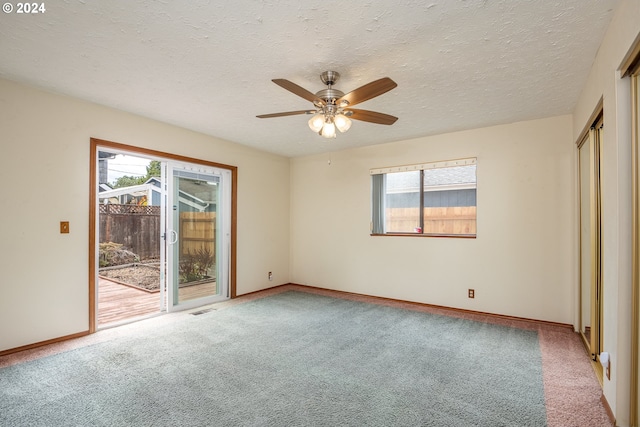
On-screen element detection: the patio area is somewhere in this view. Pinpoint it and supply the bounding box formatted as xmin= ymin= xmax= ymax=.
xmin=98 ymin=278 xmax=159 ymax=326
xmin=98 ymin=277 xmax=218 ymax=326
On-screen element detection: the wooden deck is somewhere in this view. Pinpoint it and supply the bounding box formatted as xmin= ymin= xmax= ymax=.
xmin=179 ymin=280 xmax=217 ymax=302
xmin=98 ymin=278 xmax=218 ymax=326
xmin=98 ymin=278 xmax=160 ymax=326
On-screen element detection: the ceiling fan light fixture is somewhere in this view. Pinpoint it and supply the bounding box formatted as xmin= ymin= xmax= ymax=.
xmin=334 ymin=114 xmax=352 ymax=133
xmin=258 ymin=71 xmax=398 ymax=139
xmin=308 ymin=113 xmax=324 ymax=132
xmin=321 ymin=120 xmax=336 ymax=138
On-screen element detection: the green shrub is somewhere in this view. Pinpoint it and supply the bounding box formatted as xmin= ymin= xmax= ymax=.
xmin=179 ymin=245 xmax=214 ymax=283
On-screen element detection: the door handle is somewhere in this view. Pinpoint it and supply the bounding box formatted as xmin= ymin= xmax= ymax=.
xmin=168 ymin=229 xmax=178 ymax=244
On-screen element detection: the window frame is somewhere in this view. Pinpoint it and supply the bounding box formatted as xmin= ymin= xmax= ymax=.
xmin=370 ymin=157 xmax=477 ymax=239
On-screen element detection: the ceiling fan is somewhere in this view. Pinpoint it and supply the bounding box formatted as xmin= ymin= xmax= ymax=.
xmin=257 ymin=71 xmax=398 ymax=138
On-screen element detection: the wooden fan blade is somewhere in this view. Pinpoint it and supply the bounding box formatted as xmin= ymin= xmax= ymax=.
xmin=337 ymin=77 xmax=397 ymax=107
xmin=272 ymin=79 xmax=325 ymax=105
xmin=346 ymin=109 xmax=398 ymax=125
xmin=256 ymin=110 xmax=314 ymax=119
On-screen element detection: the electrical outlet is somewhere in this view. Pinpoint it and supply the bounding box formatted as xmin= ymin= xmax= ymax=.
xmin=268 ymin=272 xmax=273 ymax=281
xmin=468 ymin=289 xmax=475 ymax=298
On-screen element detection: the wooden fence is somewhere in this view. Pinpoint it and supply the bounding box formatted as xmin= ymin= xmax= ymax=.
xmin=99 ymin=204 xmax=161 ymax=259
xmin=99 ymin=206 xmax=216 ymax=260
xmin=179 ymin=212 xmax=216 ymax=257
xmin=386 ymin=206 xmax=476 ymax=235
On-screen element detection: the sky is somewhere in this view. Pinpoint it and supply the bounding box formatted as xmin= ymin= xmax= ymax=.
xmin=107 ymin=154 xmax=151 ymax=183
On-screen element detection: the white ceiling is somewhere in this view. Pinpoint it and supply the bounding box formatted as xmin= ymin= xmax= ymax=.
xmin=0 ymin=1 xmax=619 ymax=157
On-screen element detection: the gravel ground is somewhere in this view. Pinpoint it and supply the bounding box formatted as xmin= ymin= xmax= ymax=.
xmin=99 ymin=264 xmax=161 ymax=291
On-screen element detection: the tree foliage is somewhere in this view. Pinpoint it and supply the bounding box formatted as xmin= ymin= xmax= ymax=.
xmin=112 ymin=175 xmax=146 ymax=188
xmin=146 ymin=161 xmax=161 ymax=178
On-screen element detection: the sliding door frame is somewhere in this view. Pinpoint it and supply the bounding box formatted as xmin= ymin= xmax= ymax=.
xmin=632 ymin=69 xmax=639 ymax=427
xmin=89 ymin=138 xmax=237 ymax=333
xmin=589 ymin=120 xmax=604 ymax=362
xmin=622 ymin=33 xmax=640 ymax=426
xmin=629 ymin=56 xmax=640 ymax=427
xmin=166 ymin=163 xmax=232 ymax=311
xmin=576 ymin=101 xmax=604 ymax=383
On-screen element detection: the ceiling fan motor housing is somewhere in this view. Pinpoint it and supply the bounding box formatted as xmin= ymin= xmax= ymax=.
xmin=316 ymin=88 xmax=345 ymax=104
xmin=317 ymin=71 xmax=345 ymax=106
xmin=320 ymin=70 xmax=339 ymax=86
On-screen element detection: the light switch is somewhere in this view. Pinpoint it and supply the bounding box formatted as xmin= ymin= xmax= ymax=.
xmin=60 ymin=221 xmax=69 ymax=234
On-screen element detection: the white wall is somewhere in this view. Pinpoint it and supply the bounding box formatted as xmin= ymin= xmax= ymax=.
xmin=0 ymin=78 xmax=290 ymax=352
xmin=572 ymin=0 xmax=640 ymax=424
xmin=290 ymin=115 xmax=575 ymax=324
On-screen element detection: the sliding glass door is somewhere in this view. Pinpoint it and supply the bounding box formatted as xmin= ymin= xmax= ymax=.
xmin=90 ymin=139 xmax=236 ymax=331
xmin=166 ymin=163 xmax=231 ymax=311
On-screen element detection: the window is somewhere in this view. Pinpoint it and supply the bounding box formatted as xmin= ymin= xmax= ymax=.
xmin=371 ymin=158 xmax=477 ymax=237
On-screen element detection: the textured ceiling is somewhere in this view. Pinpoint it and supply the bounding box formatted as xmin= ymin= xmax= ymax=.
xmin=0 ymin=1 xmax=619 ymax=157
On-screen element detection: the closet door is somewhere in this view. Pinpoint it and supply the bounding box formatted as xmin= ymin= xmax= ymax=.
xmin=578 ymin=115 xmax=603 ymax=375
